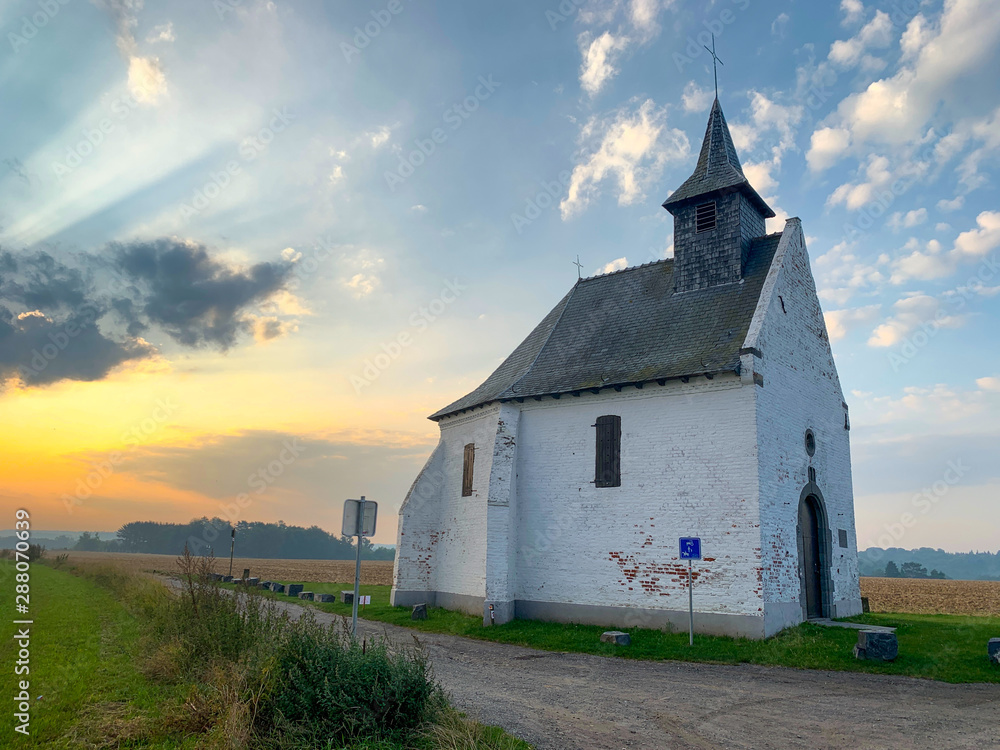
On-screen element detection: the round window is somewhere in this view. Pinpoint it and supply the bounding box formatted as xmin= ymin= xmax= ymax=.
xmin=805 ymin=430 xmax=816 ymax=456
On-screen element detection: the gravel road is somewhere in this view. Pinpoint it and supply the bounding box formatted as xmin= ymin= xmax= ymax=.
xmin=190 ymin=586 xmax=1000 ymax=750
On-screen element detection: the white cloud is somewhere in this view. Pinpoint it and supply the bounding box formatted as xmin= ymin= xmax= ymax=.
xmin=328 ymin=164 xmax=345 ymax=184
xmin=340 ymin=249 xmax=385 ymax=298
xmin=814 ymin=240 xmax=888 ymax=304
xmin=681 ymin=81 xmax=713 ymax=113
xmin=825 ymin=305 xmax=881 ymax=341
xmin=97 ymin=0 xmax=169 ymax=105
xmin=742 ymin=161 xmax=777 ymax=197
xmin=807 ymin=127 xmax=851 ymax=171
xmin=900 ymin=14 xmax=932 ymax=61
xmin=409 ymin=204 xmax=427 ymax=213
xmin=888 ymin=208 xmax=927 ymax=231
xmin=953 ymin=210 xmax=1000 ymax=260
xmin=840 ymin=0 xmax=864 ymax=26
xmin=560 ymin=98 xmax=689 ymax=219
xmin=868 ymin=294 xmax=965 ymax=347
xmin=628 ymin=0 xmax=663 ymax=38
xmin=829 ymin=10 xmax=892 ymax=69
xmin=771 ymin=12 xmax=789 ymax=38
xmin=857 ymin=383 xmax=990 ymax=424
xmin=146 ymin=22 xmax=174 ymax=43
xmin=366 ymin=126 xmax=392 ymax=149
xmin=827 ymin=0 xmax=1000 ymax=148
xmin=936 ymin=222 xmax=952 ymax=231
xmin=826 ymin=153 xmax=896 ymax=210
xmin=976 ymin=376 xmax=1000 ymax=392
xmin=889 ymin=211 xmax=1000 ymax=283
xmin=937 ymin=195 xmax=964 ymax=211
xmin=578 ymin=31 xmax=630 ymax=97
xmin=596 ymin=257 xmax=628 ymax=275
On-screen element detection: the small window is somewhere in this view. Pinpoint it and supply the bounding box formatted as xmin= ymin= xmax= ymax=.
xmin=594 ymin=415 xmax=621 ymax=488
xmin=805 ymin=429 xmax=816 ymax=456
xmin=838 ymin=529 xmax=849 ymax=549
xmin=808 ymin=466 xmax=817 ymax=483
xmin=462 ymin=443 xmax=475 ymax=496
xmin=695 ymin=201 xmax=717 ymax=233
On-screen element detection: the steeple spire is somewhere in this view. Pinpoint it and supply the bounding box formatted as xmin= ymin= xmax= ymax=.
xmin=662 ymin=98 xmax=773 ymax=218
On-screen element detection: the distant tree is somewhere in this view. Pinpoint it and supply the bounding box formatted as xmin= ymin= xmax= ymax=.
xmin=929 ymin=569 xmax=948 ymax=579
xmin=884 ymin=561 xmax=901 ymax=578
xmin=74 ymin=532 xmax=103 ymax=551
xmin=900 ymin=561 xmax=929 ymax=579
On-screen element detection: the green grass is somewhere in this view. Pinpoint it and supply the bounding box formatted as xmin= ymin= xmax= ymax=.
xmin=0 ymin=560 xmax=194 ymax=748
xmin=242 ymin=580 xmax=1000 ymax=684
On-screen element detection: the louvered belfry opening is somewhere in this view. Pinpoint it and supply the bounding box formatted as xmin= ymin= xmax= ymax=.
xmin=594 ymin=415 xmax=621 ymax=488
xmin=695 ymin=201 xmax=717 ymax=233
xmin=462 ymin=443 xmax=475 ymax=496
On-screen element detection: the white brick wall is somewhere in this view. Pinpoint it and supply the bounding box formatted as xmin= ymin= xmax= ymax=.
xmin=746 ymin=219 xmax=862 ymax=632
xmin=513 ymin=378 xmax=764 ymax=618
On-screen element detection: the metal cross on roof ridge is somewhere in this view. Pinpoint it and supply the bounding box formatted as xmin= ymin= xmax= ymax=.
xmin=703 ymin=33 xmax=723 ymax=100
xmin=573 ymin=255 xmax=584 ymax=279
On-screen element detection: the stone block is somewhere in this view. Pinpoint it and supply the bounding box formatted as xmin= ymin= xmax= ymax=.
xmin=222 ymin=575 xmax=233 ymax=583
xmin=299 ymin=591 xmax=314 ymax=601
xmin=988 ymin=638 xmax=1000 ymax=665
xmin=270 ymin=583 xmax=286 ymax=594
xmin=317 ymin=593 xmax=336 ymax=603
xmin=246 ymin=577 xmax=259 ymax=586
xmin=412 ymin=603 xmax=428 ymax=620
xmin=259 ymin=581 xmax=271 ymax=589
xmin=340 ymin=590 xmax=354 ymax=604
xmin=854 ymin=630 xmax=898 ymax=662
xmin=600 ymin=631 xmax=631 ymax=646
xmin=861 ymin=597 xmax=870 ymax=614
xmin=286 ymin=584 xmax=303 ymax=597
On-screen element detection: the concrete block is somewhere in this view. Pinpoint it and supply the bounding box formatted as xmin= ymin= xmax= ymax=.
xmin=246 ymin=577 xmax=259 ymax=586
xmin=412 ymin=603 xmax=428 ymax=620
xmin=286 ymin=584 xmax=303 ymax=597
xmin=270 ymin=583 xmax=286 ymax=594
xmin=988 ymin=638 xmax=1000 ymax=665
xmin=317 ymin=593 xmax=336 ymax=603
xmin=259 ymin=581 xmax=271 ymax=589
xmin=298 ymin=591 xmax=314 ymax=601
xmin=600 ymin=631 xmax=631 ymax=646
xmin=222 ymin=575 xmax=233 ymax=582
xmin=854 ymin=630 xmax=898 ymax=662
xmin=340 ymin=590 xmax=355 ymax=604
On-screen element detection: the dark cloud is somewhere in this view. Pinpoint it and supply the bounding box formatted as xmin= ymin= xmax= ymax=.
xmin=0 ymin=305 xmax=154 ymax=386
xmin=0 ymin=238 xmax=295 ymax=390
xmin=113 ymin=238 xmax=292 ymax=349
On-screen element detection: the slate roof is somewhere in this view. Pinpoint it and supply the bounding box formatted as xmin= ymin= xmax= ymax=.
xmin=430 ymin=233 xmax=782 ymax=420
xmin=662 ymin=98 xmax=775 ymax=218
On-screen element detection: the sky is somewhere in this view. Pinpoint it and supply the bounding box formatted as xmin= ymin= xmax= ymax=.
xmin=0 ymin=0 xmax=998 ymax=551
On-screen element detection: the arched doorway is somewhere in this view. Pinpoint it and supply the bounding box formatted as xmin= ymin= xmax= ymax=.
xmin=797 ymin=489 xmax=832 ymax=620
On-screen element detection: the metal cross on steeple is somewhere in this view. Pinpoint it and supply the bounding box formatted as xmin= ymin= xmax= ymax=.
xmin=703 ymin=33 xmax=724 ymax=100
xmin=573 ymin=255 xmax=584 ymax=280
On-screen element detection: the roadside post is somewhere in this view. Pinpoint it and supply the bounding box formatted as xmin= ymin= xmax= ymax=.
xmin=343 ymin=497 xmax=378 ymax=638
xmin=228 ymin=528 xmax=236 ymax=578
xmin=679 ymin=537 xmax=702 ymax=646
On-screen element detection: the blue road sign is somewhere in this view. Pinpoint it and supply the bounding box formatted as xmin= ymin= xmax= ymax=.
xmin=679 ymin=537 xmax=702 ymax=560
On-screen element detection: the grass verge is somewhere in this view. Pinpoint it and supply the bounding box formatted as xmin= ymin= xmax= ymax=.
xmin=240 ymin=580 xmax=1000 ymax=684
xmin=1 ymin=559 xmax=531 ymax=749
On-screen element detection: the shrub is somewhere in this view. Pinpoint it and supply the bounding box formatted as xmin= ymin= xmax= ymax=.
xmin=270 ymin=615 xmax=444 ymax=745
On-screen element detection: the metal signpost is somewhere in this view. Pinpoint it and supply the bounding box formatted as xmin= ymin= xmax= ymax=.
xmin=679 ymin=537 xmax=702 ymax=646
xmin=342 ymin=497 xmax=377 ymax=638
xmin=228 ymin=528 xmax=236 ymax=578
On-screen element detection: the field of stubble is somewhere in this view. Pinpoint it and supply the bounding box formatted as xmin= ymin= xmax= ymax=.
xmin=58 ymin=550 xmax=395 ymax=585
xmin=860 ymin=576 xmax=1000 ymax=616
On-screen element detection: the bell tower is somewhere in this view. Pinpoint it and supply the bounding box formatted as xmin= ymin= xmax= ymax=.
xmin=662 ymin=98 xmax=774 ymax=294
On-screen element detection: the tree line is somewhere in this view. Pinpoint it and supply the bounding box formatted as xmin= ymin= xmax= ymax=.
xmin=858 ymin=547 xmax=1000 ymax=581
xmin=68 ymin=518 xmax=394 ymax=560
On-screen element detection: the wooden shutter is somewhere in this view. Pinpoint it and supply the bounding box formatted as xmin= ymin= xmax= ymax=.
xmin=594 ymin=415 xmax=621 ymax=488
xmin=462 ymin=443 xmax=475 ymax=496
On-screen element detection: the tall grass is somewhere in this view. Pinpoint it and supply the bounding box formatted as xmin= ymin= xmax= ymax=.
xmin=70 ymin=551 xmax=447 ymax=749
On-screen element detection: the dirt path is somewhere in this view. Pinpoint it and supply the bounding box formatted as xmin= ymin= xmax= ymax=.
xmin=185 ymin=585 xmax=1000 ymax=749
